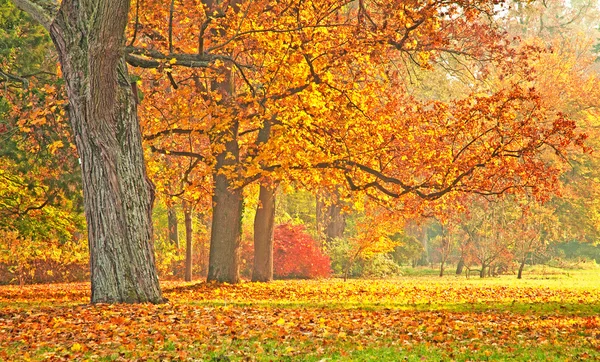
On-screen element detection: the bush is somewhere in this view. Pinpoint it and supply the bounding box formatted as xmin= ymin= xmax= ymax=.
xmin=361 ymin=254 xmax=403 ymax=278
xmin=274 ymin=224 xmax=331 ymax=279
xmin=0 ymin=230 xmax=89 ymax=284
xmin=326 ymin=238 xmax=402 ymax=278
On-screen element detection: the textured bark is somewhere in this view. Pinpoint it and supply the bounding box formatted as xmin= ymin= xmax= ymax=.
xmin=252 ymin=185 xmax=276 ymax=282
xmin=207 ymin=123 xmax=243 ymax=283
xmin=183 ymin=203 xmax=193 ymax=282
xmin=15 ymin=0 xmax=164 ymax=303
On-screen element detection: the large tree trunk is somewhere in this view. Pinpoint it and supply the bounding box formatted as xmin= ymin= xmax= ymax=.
xmin=252 ymin=185 xmax=276 ymax=282
xmin=207 ymin=122 xmax=243 ymax=283
xmin=183 ymin=202 xmax=193 ymax=282
xmin=13 ymin=0 xmax=163 ymax=303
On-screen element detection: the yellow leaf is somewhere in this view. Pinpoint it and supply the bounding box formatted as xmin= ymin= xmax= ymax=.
xmin=275 ymin=318 xmax=285 ymax=326
xmin=71 ymin=343 xmax=82 ymax=352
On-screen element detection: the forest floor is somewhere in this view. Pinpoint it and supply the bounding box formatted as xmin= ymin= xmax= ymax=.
xmin=1 ymin=265 xmax=599 ymax=361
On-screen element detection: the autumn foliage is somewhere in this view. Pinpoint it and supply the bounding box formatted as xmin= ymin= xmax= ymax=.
xmin=273 ymin=224 xmax=331 ymax=279
xmin=241 ymin=223 xmax=330 ymax=279
xmin=1 ymin=277 xmax=600 ymax=360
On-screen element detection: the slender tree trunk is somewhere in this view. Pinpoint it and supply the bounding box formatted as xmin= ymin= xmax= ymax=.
xmin=480 ymin=265 xmax=486 ymax=278
xmin=13 ymin=0 xmax=164 ymax=303
xmin=517 ymin=258 xmax=526 ymax=279
xmin=316 ymin=195 xmax=324 ymax=245
xmin=252 ymin=185 xmax=276 ymax=282
xmin=168 ymin=207 xmax=180 ymax=277
xmin=207 ymin=122 xmax=243 ymax=283
xmin=420 ymin=227 xmax=429 ymax=266
xmin=168 ymin=207 xmax=179 ymax=248
xmin=184 ymin=202 xmax=193 ymax=282
xmin=197 ymin=213 xmax=210 ymax=277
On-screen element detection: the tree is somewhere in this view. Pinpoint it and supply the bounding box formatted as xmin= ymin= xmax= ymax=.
xmin=252 ymin=184 xmax=276 ymax=282
xmin=1 ymin=0 xmax=89 ymax=284
xmin=133 ymin=0 xmax=584 ymax=285
xmin=512 ymin=201 xmax=559 ymax=279
xmin=183 ymin=200 xmax=193 ymax=282
xmin=11 ymin=0 xmax=163 ymax=303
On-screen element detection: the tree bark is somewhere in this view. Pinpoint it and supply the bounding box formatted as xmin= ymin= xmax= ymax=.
xmin=252 ymin=185 xmax=276 ymax=282
xmin=184 ymin=202 xmax=193 ymax=282
xmin=12 ymin=0 xmax=164 ymax=303
xmin=207 ymin=122 xmax=243 ymax=283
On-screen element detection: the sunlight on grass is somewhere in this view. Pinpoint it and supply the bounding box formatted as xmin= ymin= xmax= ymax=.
xmin=1 ymin=267 xmax=599 ymax=361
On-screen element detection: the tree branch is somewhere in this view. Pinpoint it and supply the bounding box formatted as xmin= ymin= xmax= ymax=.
xmin=144 ymin=128 xmax=204 ymax=141
xmin=11 ymin=0 xmax=59 ymax=30
xmin=149 ymin=145 xmax=206 ymax=162
xmin=125 ymin=46 xmax=214 ymax=68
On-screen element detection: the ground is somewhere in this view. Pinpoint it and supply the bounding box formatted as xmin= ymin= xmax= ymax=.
xmin=1 ymin=265 xmax=599 ymax=361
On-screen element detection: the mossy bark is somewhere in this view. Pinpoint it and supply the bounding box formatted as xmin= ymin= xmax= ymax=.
xmin=207 ymin=122 xmax=242 ymax=283
xmin=44 ymin=0 xmax=163 ymax=303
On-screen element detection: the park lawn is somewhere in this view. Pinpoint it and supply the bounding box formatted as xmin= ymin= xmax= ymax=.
xmin=1 ymin=266 xmax=599 ymax=361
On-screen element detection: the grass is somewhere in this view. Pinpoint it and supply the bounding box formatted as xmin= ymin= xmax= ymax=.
xmin=0 ymin=265 xmax=599 ymax=361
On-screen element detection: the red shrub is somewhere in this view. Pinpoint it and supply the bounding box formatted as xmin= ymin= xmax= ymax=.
xmin=273 ymin=224 xmax=331 ymax=279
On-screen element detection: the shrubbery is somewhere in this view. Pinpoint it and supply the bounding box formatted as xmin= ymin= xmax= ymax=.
xmin=326 ymin=238 xmax=403 ymax=279
xmin=241 ymin=223 xmax=331 ymax=279
xmin=273 ymin=224 xmax=331 ymax=279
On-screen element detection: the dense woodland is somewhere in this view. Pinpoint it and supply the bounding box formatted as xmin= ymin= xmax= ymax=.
xmin=2 ymin=0 xmax=600 ymax=301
